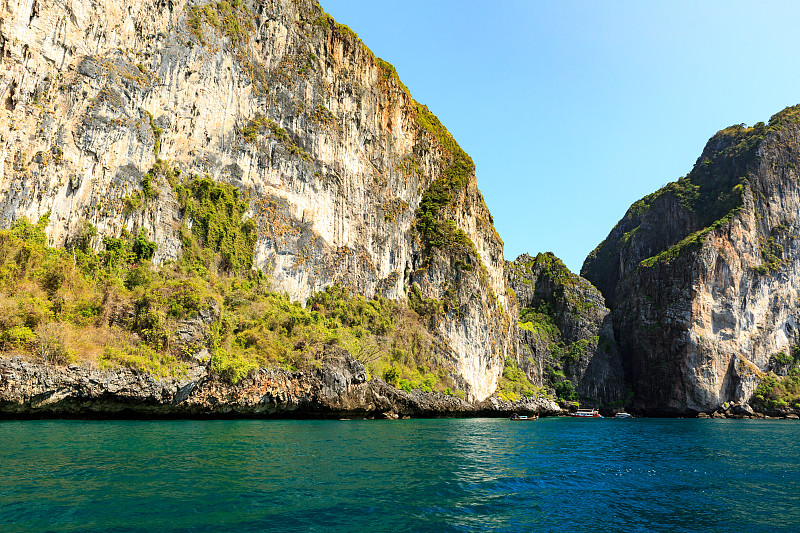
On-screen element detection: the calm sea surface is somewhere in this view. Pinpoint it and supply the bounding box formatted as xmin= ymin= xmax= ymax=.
xmin=1 ymin=417 xmax=798 ymax=532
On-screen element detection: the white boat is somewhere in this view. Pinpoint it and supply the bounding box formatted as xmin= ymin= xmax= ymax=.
xmin=570 ymin=408 xmax=602 ymax=418
xmin=613 ymin=411 xmax=633 ymax=418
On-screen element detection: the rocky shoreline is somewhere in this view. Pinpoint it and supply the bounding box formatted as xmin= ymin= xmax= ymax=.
xmin=0 ymin=355 xmax=561 ymax=420
xmin=2 ymin=355 xmax=797 ymax=420
xmin=695 ymin=402 xmax=799 ymax=420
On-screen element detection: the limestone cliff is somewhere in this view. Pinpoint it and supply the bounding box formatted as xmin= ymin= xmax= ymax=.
xmin=583 ymin=106 xmax=800 ymax=414
xmin=507 ymin=253 xmax=623 ymax=406
xmin=0 ymin=0 xmax=511 ymax=400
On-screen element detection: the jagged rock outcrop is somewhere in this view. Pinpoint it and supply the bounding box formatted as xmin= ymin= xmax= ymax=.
xmin=507 ymin=252 xmax=624 ymax=405
xmin=0 ymin=354 xmax=561 ymax=418
xmin=0 ymin=0 xmax=511 ymax=400
xmin=583 ymin=107 xmax=800 ymax=414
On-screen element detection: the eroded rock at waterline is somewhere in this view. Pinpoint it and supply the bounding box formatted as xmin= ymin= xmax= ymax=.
xmin=0 ymin=355 xmax=560 ymax=418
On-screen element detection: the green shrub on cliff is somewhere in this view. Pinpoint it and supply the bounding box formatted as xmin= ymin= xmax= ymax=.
xmin=240 ymin=116 xmax=311 ymax=160
xmin=553 ymin=377 xmax=578 ymax=402
xmin=413 ymin=103 xmax=478 ymax=256
xmin=102 ymin=341 xmax=185 ymax=379
xmin=542 ymin=367 xmax=579 ymax=403
xmin=187 ymin=0 xmax=255 ymax=47
xmin=0 ymin=326 xmax=35 ymax=349
xmin=173 ymin=175 xmax=257 ymax=273
xmin=751 ymin=370 xmax=800 ymax=410
xmin=775 ymin=351 xmax=793 ymax=366
xmin=518 ymin=304 xmax=559 ymax=338
xmin=497 ymin=360 xmax=538 ymax=401
xmin=0 ymin=177 xmax=461 ymax=395
xmin=375 ymin=58 xmax=409 ymax=93
xmin=210 ymin=346 xmax=257 ymax=383
xmin=407 ymin=283 xmax=444 ymax=323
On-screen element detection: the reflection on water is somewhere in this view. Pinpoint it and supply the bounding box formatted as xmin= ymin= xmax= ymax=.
xmin=1 ymin=418 xmax=798 ymax=532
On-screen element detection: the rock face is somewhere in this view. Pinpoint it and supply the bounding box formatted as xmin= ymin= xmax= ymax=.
xmin=507 ymin=253 xmax=624 ymax=405
xmin=582 ymin=107 xmax=800 ymax=414
xmin=0 ymin=354 xmax=561 ymax=418
xmin=0 ymin=0 xmax=511 ymax=400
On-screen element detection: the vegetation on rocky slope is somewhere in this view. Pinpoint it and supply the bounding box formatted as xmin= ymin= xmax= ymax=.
xmin=496 ymin=359 xmax=539 ymax=401
xmin=310 ymin=6 xmax=484 ymax=259
xmin=413 ymin=103 xmax=477 ymax=254
xmin=187 ymin=0 xmax=255 ymax=47
xmin=585 ymin=105 xmax=800 ymax=277
xmin=0 ymin=174 xmax=462 ymax=395
xmin=510 ymin=253 xmax=609 ymax=404
xmin=752 ymin=370 xmax=800 ymax=410
xmin=751 ymin=348 xmax=800 ymax=410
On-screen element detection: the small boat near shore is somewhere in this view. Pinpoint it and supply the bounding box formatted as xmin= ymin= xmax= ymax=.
xmin=613 ymin=411 xmax=633 ymax=418
xmin=570 ymin=408 xmax=603 ymax=418
xmin=509 ymin=413 xmax=538 ymax=420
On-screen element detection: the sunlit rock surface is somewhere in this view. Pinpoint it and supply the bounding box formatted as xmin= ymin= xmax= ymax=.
xmin=0 ymin=0 xmax=512 ymax=401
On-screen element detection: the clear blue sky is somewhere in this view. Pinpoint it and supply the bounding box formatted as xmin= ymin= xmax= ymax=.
xmin=321 ymin=1 xmax=800 ymax=273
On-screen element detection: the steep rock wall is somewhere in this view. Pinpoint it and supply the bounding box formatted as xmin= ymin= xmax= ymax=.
xmin=583 ymin=108 xmax=800 ymax=413
xmin=0 ymin=0 xmax=510 ymax=400
xmin=507 ymin=253 xmax=624 ymax=405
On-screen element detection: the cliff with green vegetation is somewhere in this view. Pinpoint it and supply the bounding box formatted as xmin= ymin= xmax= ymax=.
xmin=506 ymin=253 xmax=624 ymax=407
xmin=582 ymin=106 xmax=800 ymax=415
xmin=0 ymin=0 xmax=512 ymax=407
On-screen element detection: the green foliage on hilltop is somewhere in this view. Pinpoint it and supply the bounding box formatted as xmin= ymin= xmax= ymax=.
xmin=512 ymin=252 xmax=604 ymax=403
xmin=513 ymin=252 xmax=599 ymax=317
xmin=415 ymin=104 xmax=473 ymax=169
xmin=309 ymin=10 xmax=405 ymax=99
xmin=530 ymin=252 xmax=575 ymax=287
xmin=311 ymin=13 xmax=359 ymax=41
xmin=644 ymin=118 xmax=775 ymax=228
xmin=375 ymin=58 xmax=409 ymax=93
xmin=587 ymin=106 xmax=800 ymax=276
xmin=511 ymin=252 xmax=571 ymax=285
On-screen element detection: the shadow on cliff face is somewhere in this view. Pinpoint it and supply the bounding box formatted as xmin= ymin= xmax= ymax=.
xmin=506 ymin=253 xmax=626 ymax=409
xmin=582 ymin=106 xmax=800 ymax=415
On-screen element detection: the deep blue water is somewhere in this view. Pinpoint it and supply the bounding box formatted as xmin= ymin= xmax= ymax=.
xmin=1 ymin=417 xmax=798 ymax=532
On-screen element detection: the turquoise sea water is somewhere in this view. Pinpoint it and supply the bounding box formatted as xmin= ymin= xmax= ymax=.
xmin=1 ymin=418 xmax=798 ymax=532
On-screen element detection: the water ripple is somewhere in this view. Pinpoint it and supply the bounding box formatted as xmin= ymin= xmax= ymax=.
xmin=1 ymin=418 xmax=798 ymax=532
